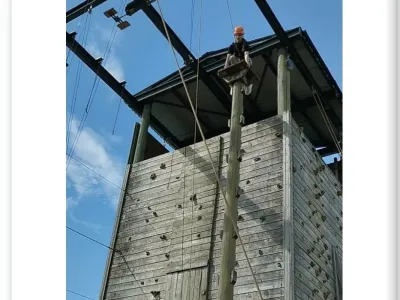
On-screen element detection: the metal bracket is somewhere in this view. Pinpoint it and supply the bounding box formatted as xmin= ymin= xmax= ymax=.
xmin=239 ymin=115 xmax=245 ymax=126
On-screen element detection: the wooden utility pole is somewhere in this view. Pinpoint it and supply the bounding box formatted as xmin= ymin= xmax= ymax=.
xmin=217 ymin=61 xmax=258 ymax=300
xmin=217 ymin=79 xmax=243 ymax=300
xmin=133 ymin=103 xmax=152 ymax=163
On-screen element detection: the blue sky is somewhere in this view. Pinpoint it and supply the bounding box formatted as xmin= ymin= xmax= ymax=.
xmin=66 ymin=0 xmax=342 ymax=299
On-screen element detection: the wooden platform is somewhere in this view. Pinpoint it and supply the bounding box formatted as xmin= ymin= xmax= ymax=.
xmin=217 ymin=60 xmax=259 ymax=87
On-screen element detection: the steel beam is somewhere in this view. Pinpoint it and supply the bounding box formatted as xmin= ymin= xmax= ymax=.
xmin=66 ymin=31 xmax=182 ymax=148
xmin=66 ymin=0 xmax=107 ymax=23
xmin=253 ymin=0 xmax=341 ymax=128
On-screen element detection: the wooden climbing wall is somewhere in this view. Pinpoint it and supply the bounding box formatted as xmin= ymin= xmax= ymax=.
xmin=291 ymin=116 xmax=343 ymax=300
xmin=99 ymin=114 xmax=342 ymax=300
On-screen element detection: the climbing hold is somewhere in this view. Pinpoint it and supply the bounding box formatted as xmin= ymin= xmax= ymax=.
xmin=254 ymin=157 xmax=261 ymax=162
xmin=323 ymin=292 xmax=330 ymax=300
xmin=128 ymin=237 xmax=132 ymax=241
xmin=324 ymin=244 xmax=328 ymax=250
xmin=318 ymin=254 xmax=322 ymax=258
xmin=293 ymin=166 xmax=296 ymax=173
xmin=317 ymin=237 xmax=320 ymax=242
xmin=308 ymin=201 xmax=312 ymax=206
xmin=137 ymin=199 xmax=140 ymax=202
xmin=310 ymin=261 xmax=315 ymax=267
xmin=315 ymin=270 xmax=320 ymax=277
xmin=325 ymin=260 xmax=328 ymax=265
xmin=155 ymin=279 xmax=158 ymax=283
xmin=230 ymin=270 xmax=237 ymax=285
xmin=145 ymin=219 xmax=149 ymax=223
xmin=260 ymin=216 xmax=266 ymax=222
xmin=306 ymin=249 xmax=311 ymax=254
xmin=160 ymin=163 xmax=166 ymax=169
xmin=153 ymin=212 xmax=158 ymax=217
xmin=302 ymin=138 xmax=306 ymax=143
xmin=320 ymin=165 xmax=325 ymax=171
xmin=320 ymin=234 xmax=324 ymax=239
xmin=246 ymin=180 xmax=250 ymax=184
xmin=239 ymin=115 xmax=245 ymax=126
xmin=237 ymin=149 xmax=245 ymax=162
xmin=340 ymin=225 xmax=343 ymax=231
xmin=238 ymin=215 xmax=244 ymax=221
xmin=275 ymin=132 xmax=283 ymax=138
xmin=219 ymin=230 xmax=223 ymax=240
xmin=148 ymin=206 xmax=151 ymax=210
xmin=312 ymin=147 xmax=316 ymax=152
xmin=176 ymin=176 xmax=180 ymax=179
xmin=177 ymin=204 xmax=182 ymax=209
xmin=150 ymin=173 xmax=157 ymax=180
xmin=197 ymin=215 xmax=202 ymax=220
xmin=314 ymin=183 xmax=318 ymax=188
xmin=190 ymin=194 xmax=197 ymax=201
xmin=327 ymin=254 xmax=331 ymax=260
xmin=197 ymin=233 xmax=201 ymax=238
xmin=235 ymin=261 xmax=239 ymax=267
xmin=301 ymin=222 xmax=304 ymax=226
xmin=146 ymin=252 xmax=150 ymax=256
xmin=141 ymin=281 xmax=144 ymax=285
xmin=160 ymin=235 xmax=167 ymax=241
xmin=336 ymin=216 xmax=340 ymax=221
xmin=314 ymin=169 xmax=319 ymax=175
xmin=277 ymin=262 xmax=282 ymax=268
xmin=232 ymin=231 xmax=238 ymax=239
xmin=320 ymin=190 xmax=325 ymax=196
xmin=316 ymin=223 xmax=320 ymax=228
xmin=321 ymin=216 xmax=326 ymax=222
xmin=259 ymin=250 xmax=263 ymax=255
xmin=337 ymin=190 xmax=343 ymax=196
xmin=322 ymin=204 xmax=325 ymax=208
xmin=315 ymin=193 xmax=321 ymax=200
xmin=198 ymin=205 xmax=203 ymax=210
xmin=277 ymin=183 xmax=283 ymax=189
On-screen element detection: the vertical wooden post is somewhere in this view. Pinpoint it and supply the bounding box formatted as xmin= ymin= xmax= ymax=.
xmin=277 ymin=48 xmax=291 ymax=114
xmin=217 ymin=80 xmax=243 ymax=300
xmin=278 ymin=47 xmax=294 ymax=300
xmin=133 ymin=103 xmax=152 ymax=163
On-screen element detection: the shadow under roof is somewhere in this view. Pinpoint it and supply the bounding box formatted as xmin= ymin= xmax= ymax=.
xmin=134 ymin=27 xmax=342 ymax=156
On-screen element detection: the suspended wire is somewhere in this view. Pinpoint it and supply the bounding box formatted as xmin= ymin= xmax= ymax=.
xmin=111 ymin=88 xmax=125 ymax=135
xmin=187 ymin=0 xmax=204 ymax=294
xmin=311 ymin=89 xmax=342 ymax=156
xmin=67 ymin=226 xmax=151 ymax=300
xmin=66 ymin=25 xmax=119 ymax=169
xmin=154 ymin=0 xmax=264 ymax=298
xmin=67 ymin=10 xmax=93 ymax=152
xmin=225 ymin=0 xmax=234 ymax=31
xmin=67 ymin=153 xmax=206 ymax=297
xmin=67 ymin=289 xmax=95 ymax=300
xmin=189 ymin=0 xmax=196 ymax=52
xmin=67 ymin=0 xmax=127 ymax=169
xmin=67 ymin=226 xmax=113 ymax=250
xmin=66 ymin=0 xmax=98 ymax=19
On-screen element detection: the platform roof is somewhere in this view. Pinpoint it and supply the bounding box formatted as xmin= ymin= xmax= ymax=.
xmin=134 ymin=27 xmax=342 ymax=156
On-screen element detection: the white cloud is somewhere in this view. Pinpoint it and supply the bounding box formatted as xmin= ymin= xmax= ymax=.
xmin=66 ymin=118 xmax=125 ymax=209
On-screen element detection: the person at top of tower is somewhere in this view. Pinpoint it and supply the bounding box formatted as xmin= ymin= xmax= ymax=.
xmin=224 ymin=26 xmax=253 ymax=95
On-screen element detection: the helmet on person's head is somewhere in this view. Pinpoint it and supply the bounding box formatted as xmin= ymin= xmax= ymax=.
xmin=234 ymin=26 xmax=245 ymax=36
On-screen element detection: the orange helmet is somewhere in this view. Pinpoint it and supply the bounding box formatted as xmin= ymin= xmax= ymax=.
xmin=234 ymin=26 xmax=244 ymax=36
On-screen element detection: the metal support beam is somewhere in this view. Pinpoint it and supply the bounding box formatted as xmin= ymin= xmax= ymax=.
xmin=133 ymin=103 xmax=152 ymax=163
xmin=66 ymin=31 xmax=182 ymax=148
xmin=217 ymin=80 xmax=243 ymax=300
xmin=66 ymin=0 xmax=107 ymax=23
xmin=127 ymin=1 xmax=233 ymax=113
xmin=253 ymin=0 xmax=341 ymax=128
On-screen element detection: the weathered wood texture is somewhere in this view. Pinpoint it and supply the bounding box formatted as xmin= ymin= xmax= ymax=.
xmin=100 ymin=115 xmax=286 ymax=300
xmin=291 ymin=116 xmax=343 ymax=300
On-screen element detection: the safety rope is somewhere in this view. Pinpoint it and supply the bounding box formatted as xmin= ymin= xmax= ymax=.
xmin=311 ymin=87 xmax=343 ymax=156
xmin=154 ymin=0 xmax=264 ymax=298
